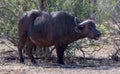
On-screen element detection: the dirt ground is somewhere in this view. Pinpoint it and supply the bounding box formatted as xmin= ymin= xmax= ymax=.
xmin=0 ymin=38 xmax=120 ymax=74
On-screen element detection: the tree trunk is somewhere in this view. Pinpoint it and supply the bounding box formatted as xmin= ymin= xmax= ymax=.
xmin=90 ymin=0 xmax=97 ymax=20
xmin=40 ymin=0 xmax=46 ymax=10
xmin=36 ymin=0 xmax=46 ymax=10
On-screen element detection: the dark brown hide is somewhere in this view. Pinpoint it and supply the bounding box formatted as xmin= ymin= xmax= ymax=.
xmin=18 ymin=10 xmax=101 ymax=64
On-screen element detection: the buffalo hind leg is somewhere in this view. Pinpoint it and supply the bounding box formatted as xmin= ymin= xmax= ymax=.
xmin=55 ymin=45 xmax=67 ymax=64
xmin=18 ymin=35 xmax=27 ymax=63
xmin=27 ymin=39 xmax=36 ymax=64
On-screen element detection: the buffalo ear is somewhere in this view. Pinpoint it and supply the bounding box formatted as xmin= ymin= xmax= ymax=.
xmin=75 ymin=26 xmax=84 ymax=33
xmin=74 ymin=17 xmax=81 ymax=25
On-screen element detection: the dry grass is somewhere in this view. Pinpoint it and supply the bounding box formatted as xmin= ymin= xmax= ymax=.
xmin=0 ymin=38 xmax=120 ymax=74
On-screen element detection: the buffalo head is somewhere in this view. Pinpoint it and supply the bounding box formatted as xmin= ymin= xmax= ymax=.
xmin=74 ymin=17 xmax=101 ymax=40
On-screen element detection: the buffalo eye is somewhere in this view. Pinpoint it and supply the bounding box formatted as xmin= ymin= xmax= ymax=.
xmin=75 ymin=26 xmax=84 ymax=33
xmin=77 ymin=26 xmax=84 ymax=30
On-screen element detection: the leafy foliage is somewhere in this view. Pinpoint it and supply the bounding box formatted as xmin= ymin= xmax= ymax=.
xmin=0 ymin=0 xmax=37 ymax=44
xmin=0 ymin=0 xmax=119 ymax=59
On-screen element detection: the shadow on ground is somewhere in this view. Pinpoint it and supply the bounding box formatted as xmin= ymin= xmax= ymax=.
xmin=0 ymin=52 xmax=120 ymax=70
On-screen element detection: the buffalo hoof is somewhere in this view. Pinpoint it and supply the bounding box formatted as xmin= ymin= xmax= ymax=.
xmin=112 ymin=55 xmax=119 ymax=61
xmin=57 ymin=61 xmax=65 ymax=65
xmin=19 ymin=59 xmax=24 ymax=64
xmin=31 ymin=60 xmax=37 ymax=65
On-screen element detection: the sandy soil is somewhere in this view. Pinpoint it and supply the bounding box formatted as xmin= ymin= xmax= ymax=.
xmin=0 ymin=38 xmax=120 ymax=74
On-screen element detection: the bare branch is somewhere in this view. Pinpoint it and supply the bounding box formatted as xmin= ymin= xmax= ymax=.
xmin=0 ymin=6 xmax=19 ymax=18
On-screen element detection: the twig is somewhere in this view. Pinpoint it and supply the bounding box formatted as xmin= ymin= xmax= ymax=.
xmin=0 ymin=50 xmax=14 ymax=55
xmin=0 ymin=40 xmax=17 ymax=52
xmin=90 ymin=44 xmax=104 ymax=55
xmin=74 ymin=42 xmax=86 ymax=58
xmin=0 ymin=6 xmax=19 ymax=18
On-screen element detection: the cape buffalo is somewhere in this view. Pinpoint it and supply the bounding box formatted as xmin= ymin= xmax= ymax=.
xmin=18 ymin=10 xmax=101 ymax=64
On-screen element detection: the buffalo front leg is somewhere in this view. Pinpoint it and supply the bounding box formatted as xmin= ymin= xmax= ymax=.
xmin=26 ymin=39 xmax=36 ymax=64
xmin=55 ymin=45 xmax=67 ymax=64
